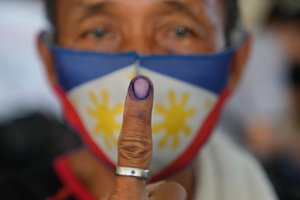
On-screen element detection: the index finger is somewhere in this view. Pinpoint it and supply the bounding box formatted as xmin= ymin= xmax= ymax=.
xmin=118 ymin=75 xmax=154 ymax=169
xmin=109 ymin=76 xmax=154 ymax=200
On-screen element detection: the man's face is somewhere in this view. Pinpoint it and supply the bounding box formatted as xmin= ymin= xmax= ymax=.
xmin=55 ymin=0 xmax=225 ymax=54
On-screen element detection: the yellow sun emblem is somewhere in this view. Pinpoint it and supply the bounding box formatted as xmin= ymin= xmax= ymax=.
xmin=129 ymin=71 xmax=137 ymax=80
xmin=153 ymin=90 xmax=196 ymax=149
xmin=86 ymin=90 xmax=123 ymax=149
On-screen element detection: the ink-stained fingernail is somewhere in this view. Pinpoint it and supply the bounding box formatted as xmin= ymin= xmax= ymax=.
xmin=131 ymin=76 xmax=152 ymax=100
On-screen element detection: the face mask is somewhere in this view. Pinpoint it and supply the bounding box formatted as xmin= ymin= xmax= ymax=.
xmin=51 ymin=45 xmax=239 ymax=181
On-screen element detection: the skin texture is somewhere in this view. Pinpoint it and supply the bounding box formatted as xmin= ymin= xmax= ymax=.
xmin=55 ymin=0 xmax=220 ymax=53
xmin=38 ymin=0 xmax=251 ymax=199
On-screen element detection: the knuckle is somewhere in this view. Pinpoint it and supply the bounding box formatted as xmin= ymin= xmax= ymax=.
xmin=119 ymin=132 xmax=152 ymax=164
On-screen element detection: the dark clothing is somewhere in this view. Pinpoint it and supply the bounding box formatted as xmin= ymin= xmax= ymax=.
xmin=264 ymin=157 xmax=300 ymax=200
xmin=0 ymin=113 xmax=81 ymax=200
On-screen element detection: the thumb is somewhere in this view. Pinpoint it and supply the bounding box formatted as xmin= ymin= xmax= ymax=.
xmin=148 ymin=182 xmax=187 ymax=200
xmin=110 ymin=76 xmax=154 ymax=200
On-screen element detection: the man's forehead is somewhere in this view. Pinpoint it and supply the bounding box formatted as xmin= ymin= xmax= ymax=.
xmin=63 ymin=0 xmax=220 ymax=19
xmin=72 ymin=0 xmax=208 ymax=7
xmin=57 ymin=0 xmax=221 ymax=22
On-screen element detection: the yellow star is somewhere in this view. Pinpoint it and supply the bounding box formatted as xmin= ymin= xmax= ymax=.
xmin=153 ymin=90 xmax=196 ymax=149
xmin=86 ymin=90 xmax=123 ymax=149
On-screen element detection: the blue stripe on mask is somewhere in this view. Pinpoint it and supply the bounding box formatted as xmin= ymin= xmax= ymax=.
xmin=52 ymin=47 xmax=236 ymax=94
xmin=52 ymin=47 xmax=138 ymax=92
xmin=141 ymin=51 xmax=233 ymax=94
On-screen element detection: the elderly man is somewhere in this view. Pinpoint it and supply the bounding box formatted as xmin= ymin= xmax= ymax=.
xmin=37 ymin=0 xmax=277 ymax=199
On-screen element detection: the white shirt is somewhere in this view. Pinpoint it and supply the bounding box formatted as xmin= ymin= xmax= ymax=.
xmin=194 ymin=129 xmax=278 ymax=200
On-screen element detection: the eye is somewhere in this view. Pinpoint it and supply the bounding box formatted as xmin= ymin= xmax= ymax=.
xmin=87 ymin=27 xmax=107 ymax=38
xmin=173 ymin=26 xmax=191 ymax=37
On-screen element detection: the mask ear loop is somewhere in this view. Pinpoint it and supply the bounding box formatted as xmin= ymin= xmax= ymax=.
xmin=214 ymin=27 xmax=246 ymax=55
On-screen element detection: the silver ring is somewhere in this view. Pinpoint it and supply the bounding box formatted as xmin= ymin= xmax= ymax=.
xmin=116 ymin=166 xmax=150 ymax=179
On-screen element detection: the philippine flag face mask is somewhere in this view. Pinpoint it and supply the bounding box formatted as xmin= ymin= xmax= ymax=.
xmin=51 ymin=43 xmax=239 ymax=181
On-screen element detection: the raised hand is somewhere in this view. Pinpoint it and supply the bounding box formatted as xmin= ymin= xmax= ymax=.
xmin=106 ymin=76 xmax=186 ymax=200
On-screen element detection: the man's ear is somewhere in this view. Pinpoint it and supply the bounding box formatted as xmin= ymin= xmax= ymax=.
xmin=229 ymin=33 xmax=252 ymax=88
xmin=37 ymin=32 xmax=57 ymax=85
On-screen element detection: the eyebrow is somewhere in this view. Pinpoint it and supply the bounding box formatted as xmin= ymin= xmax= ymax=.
xmin=159 ymin=0 xmax=199 ymax=22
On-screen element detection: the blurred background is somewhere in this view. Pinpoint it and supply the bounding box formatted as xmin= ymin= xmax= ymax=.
xmin=0 ymin=0 xmax=299 ymax=199
xmin=0 ymin=0 xmax=60 ymax=123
